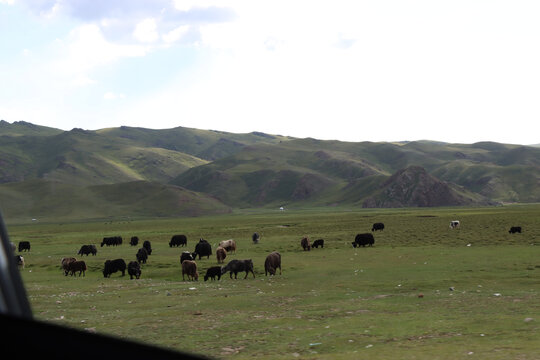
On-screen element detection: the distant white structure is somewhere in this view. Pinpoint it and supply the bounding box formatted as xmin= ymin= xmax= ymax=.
xmin=279 ymin=206 xmax=284 ymax=211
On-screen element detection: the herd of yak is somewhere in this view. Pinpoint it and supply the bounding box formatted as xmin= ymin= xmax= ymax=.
xmin=40 ymin=224 xmax=387 ymax=282
xmin=57 ymin=233 xmax=282 ymax=281
xmin=15 ymin=221 xmax=523 ymax=281
xmin=55 ymin=232 xmax=281 ymax=281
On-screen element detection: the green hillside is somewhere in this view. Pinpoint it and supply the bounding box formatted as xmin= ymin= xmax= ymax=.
xmin=0 ymin=179 xmax=231 ymax=222
xmin=0 ymin=124 xmax=292 ymax=186
xmin=1 ymin=121 xmax=539 ymax=220
xmin=96 ymin=125 xmax=293 ymax=160
xmin=0 ymin=120 xmax=63 ymax=137
xmin=172 ymin=139 xmax=540 ymax=207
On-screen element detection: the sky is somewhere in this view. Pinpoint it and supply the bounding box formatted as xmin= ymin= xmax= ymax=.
xmin=1 ymin=0 xmax=539 ymax=145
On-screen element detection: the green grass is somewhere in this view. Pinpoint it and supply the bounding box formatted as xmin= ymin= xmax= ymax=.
xmin=8 ymin=205 xmax=540 ymax=359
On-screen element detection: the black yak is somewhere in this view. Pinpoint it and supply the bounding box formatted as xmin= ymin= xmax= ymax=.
xmin=194 ymin=238 xmax=212 ymax=259
xmin=128 ymin=261 xmax=141 ymax=279
xmin=18 ymin=241 xmax=30 ymax=252
xmin=312 ymin=239 xmax=324 ymax=248
xmin=78 ymin=244 xmax=97 ymax=256
xmin=169 ymin=234 xmax=187 ymax=247
xmin=103 ymin=259 xmax=127 ymax=278
xmin=143 ymin=240 xmax=152 ymax=255
xmin=136 ymin=247 xmax=148 ymax=264
xmin=204 ymin=266 xmax=222 ymax=281
xmin=372 ymin=222 xmax=385 ymax=231
xmin=352 ymin=233 xmax=374 ymax=247
xmin=221 ymin=259 xmax=255 ymax=279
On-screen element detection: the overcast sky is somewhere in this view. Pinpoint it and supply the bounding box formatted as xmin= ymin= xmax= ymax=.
xmin=1 ymin=1 xmax=539 ymax=144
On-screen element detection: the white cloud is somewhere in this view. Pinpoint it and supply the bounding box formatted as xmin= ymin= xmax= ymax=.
xmin=104 ymin=92 xmax=126 ymax=100
xmin=172 ymin=0 xmax=229 ymax=12
xmin=162 ymin=24 xmax=190 ymax=44
xmin=133 ymin=18 xmax=159 ymax=43
xmin=52 ymin=24 xmax=148 ymax=85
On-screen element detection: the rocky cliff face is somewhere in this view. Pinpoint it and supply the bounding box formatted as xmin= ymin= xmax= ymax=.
xmin=362 ymin=166 xmax=487 ymax=208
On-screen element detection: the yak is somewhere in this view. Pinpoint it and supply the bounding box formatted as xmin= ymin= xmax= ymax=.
xmin=68 ymin=260 xmax=87 ymax=277
xmin=180 ymin=251 xmax=196 ymax=264
xmin=103 ymin=259 xmax=127 ymax=278
xmin=182 ymin=260 xmax=198 ymax=281
xmin=221 ymin=259 xmax=255 ymax=279
xmin=194 ymin=238 xmax=212 ymax=259
xmin=78 ymin=244 xmax=97 ymax=256
xmin=204 ymin=266 xmax=222 ymax=281
xmin=372 ymin=222 xmax=385 ymax=231
xmin=352 ymin=233 xmax=374 ymax=247
xmin=18 ymin=241 xmax=30 ymax=252
xmin=264 ymin=252 xmax=282 ymax=276
xmin=312 ymin=239 xmax=324 ymax=248
xmin=169 ymin=234 xmax=187 ymax=247
xmin=136 ymin=247 xmax=148 ymax=264
xmin=143 ymin=240 xmax=152 ymax=255
xmin=128 ymin=261 xmax=141 ymax=279
xmin=301 ymin=237 xmax=311 ymax=251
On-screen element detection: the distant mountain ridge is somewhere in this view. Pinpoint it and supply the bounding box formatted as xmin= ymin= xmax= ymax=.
xmin=1 ymin=121 xmax=539 ymax=220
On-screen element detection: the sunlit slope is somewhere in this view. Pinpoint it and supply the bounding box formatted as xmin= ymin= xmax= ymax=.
xmin=0 ymin=179 xmax=230 ymax=221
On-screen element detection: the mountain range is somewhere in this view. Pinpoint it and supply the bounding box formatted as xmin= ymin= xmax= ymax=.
xmin=1 ymin=120 xmax=539 ymax=221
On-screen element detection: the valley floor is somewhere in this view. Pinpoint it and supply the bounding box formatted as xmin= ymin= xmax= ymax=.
xmin=9 ymin=205 xmax=540 ymax=359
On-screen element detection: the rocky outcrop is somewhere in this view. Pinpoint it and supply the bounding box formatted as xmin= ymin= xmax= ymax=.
xmin=362 ymin=166 xmax=489 ymax=208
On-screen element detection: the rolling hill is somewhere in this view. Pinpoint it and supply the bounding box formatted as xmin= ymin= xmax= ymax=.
xmin=1 ymin=120 xmax=539 ymax=220
xmin=0 ymin=179 xmax=231 ymax=221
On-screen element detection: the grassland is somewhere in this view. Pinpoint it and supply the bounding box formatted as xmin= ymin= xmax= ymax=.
xmin=8 ymin=205 xmax=540 ymax=359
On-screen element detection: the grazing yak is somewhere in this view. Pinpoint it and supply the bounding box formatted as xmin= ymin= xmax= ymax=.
xmin=103 ymin=259 xmax=127 ymax=278
xmin=221 ymin=259 xmax=255 ymax=279
xmin=509 ymin=226 xmax=522 ymax=234
xmin=61 ymin=257 xmax=76 ymax=276
xmin=352 ymin=233 xmax=375 ymax=247
xmin=312 ymin=239 xmax=324 ymax=248
xmin=128 ymin=261 xmax=141 ymax=279
xmin=216 ymin=247 xmax=227 ymax=264
xmin=78 ymin=244 xmax=97 ymax=256
xmin=219 ymin=239 xmax=236 ymax=253
xmin=169 ymin=234 xmax=187 ymax=247
xmin=143 ymin=240 xmax=152 ymax=255
xmin=449 ymin=220 xmax=460 ymax=229
xmin=18 ymin=241 xmax=30 ymax=252
xmin=68 ymin=260 xmax=87 ymax=277
xmin=194 ymin=238 xmax=212 ymax=259
xmin=101 ymin=236 xmax=122 ymax=247
xmin=204 ymin=266 xmax=222 ymax=281
xmin=136 ymin=247 xmax=148 ymax=264
xmin=182 ymin=260 xmax=198 ymax=281
xmin=372 ymin=222 xmax=385 ymax=231
xmin=264 ymin=252 xmax=282 ymax=276
xmin=252 ymin=232 xmax=260 ymax=244
xmin=130 ymin=236 xmax=139 ymax=246
xmin=180 ymin=251 xmax=196 ymax=264
xmin=301 ymin=237 xmax=311 ymax=251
